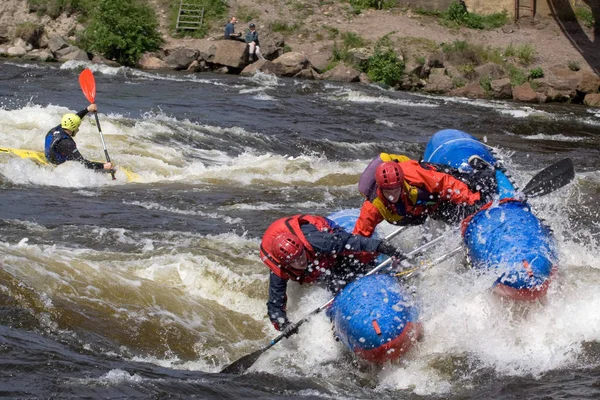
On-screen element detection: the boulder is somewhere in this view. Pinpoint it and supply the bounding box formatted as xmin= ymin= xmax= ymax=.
xmin=205 ymin=41 xmax=247 ymax=69
xmin=23 ymin=49 xmax=54 ymax=62
xmin=293 ymin=68 xmax=318 ymax=80
xmin=547 ymin=67 xmax=580 ymax=92
xmin=321 ymin=64 xmax=360 ymax=82
xmin=240 ymin=59 xmax=285 ymax=76
xmin=164 ymin=46 xmax=199 ymax=70
xmin=577 ymin=71 xmax=600 ymax=94
xmin=138 ymin=53 xmax=169 ymax=70
xmin=584 ymin=93 xmax=600 ymax=107
xmin=272 ymin=52 xmax=309 ymax=77
xmin=346 ymin=47 xmax=372 ymax=68
xmin=512 ymin=82 xmax=538 ymax=102
xmin=475 ymin=63 xmax=505 ymax=80
xmin=7 ymin=45 xmax=27 ymax=57
xmin=424 ymin=68 xmax=453 ymax=93
xmin=92 ymin=54 xmax=121 ymax=67
xmin=490 ymin=77 xmax=512 ymax=99
xmin=258 ymin=31 xmax=285 ymax=60
xmin=47 ymin=35 xmax=69 ymax=53
xmin=305 ymin=51 xmax=331 ymax=73
xmin=57 ymin=48 xmax=89 ymax=62
xmin=449 ymin=82 xmax=486 ymax=98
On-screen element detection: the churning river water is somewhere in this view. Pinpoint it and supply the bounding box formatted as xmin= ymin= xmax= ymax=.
xmin=0 ymin=59 xmax=599 ymax=399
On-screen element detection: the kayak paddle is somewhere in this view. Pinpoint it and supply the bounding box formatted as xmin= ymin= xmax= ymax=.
xmin=78 ymin=69 xmax=116 ymax=180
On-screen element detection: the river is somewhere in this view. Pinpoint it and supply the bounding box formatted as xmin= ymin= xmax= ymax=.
xmin=0 ymin=59 xmax=599 ymax=399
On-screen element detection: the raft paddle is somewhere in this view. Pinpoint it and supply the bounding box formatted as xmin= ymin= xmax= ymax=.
xmin=78 ymin=69 xmax=115 ymax=180
xmin=220 ymin=226 xmax=448 ymax=375
xmin=521 ymin=158 xmax=574 ymax=197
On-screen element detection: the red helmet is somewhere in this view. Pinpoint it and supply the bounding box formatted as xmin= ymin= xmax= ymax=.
xmin=375 ymin=161 xmax=404 ymax=190
xmin=271 ymin=233 xmax=303 ymax=265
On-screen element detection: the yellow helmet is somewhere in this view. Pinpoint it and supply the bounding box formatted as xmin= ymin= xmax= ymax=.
xmin=61 ymin=113 xmax=82 ymax=132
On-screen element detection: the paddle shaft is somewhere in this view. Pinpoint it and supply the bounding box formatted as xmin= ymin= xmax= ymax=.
xmin=92 ymin=111 xmax=111 ymax=162
xmin=92 ymin=111 xmax=115 ymax=180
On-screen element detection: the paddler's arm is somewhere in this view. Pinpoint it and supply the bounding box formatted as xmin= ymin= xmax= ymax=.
xmin=267 ymin=271 xmax=289 ymax=331
xmin=56 ymin=140 xmax=110 ymax=171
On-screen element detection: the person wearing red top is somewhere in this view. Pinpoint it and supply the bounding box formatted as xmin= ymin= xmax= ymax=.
xmin=260 ymin=214 xmax=403 ymax=333
xmin=353 ymin=155 xmax=486 ymax=238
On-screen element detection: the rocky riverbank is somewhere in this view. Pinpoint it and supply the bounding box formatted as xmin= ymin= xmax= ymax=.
xmin=1 ymin=0 xmax=599 ymax=107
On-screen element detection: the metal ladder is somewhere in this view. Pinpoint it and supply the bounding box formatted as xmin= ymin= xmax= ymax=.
xmin=514 ymin=0 xmax=536 ymax=22
xmin=176 ymin=0 xmax=205 ymax=31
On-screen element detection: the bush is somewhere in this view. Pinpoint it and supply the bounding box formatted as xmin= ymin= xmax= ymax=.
xmin=575 ymin=5 xmax=594 ymax=28
xmin=81 ymin=0 xmax=163 ymax=66
xmin=366 ymin=35 xmax=405 ymax=87
xmin=529 ymin=67 xmax=544 ymax=79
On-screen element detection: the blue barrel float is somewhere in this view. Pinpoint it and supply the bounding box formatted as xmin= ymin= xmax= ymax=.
xmin=326 ymin=211 xmax=422 ymax=363
xmin=423 ymin=129 xmax=558 ymax=300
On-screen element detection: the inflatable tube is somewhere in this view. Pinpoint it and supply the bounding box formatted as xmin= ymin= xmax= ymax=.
xmin=424 ymin=129 xmax=557 ymax=300
xmin=328 ymin=274 xmax=422 ymax=363
xmin=326 ymin=211 xmax=421 ymax=363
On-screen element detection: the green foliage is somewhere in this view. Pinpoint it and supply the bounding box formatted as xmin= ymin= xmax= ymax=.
xmin=322 ymin=25 xmax=339 ymax=39
xmin=568 ymin=60 xmax=581 ymax=71
xmin=283 ymin=44 xmax=292 ymax=53
xmin=504 ymin=43 xmax=536 ymax=64
xmin=440 ymin=1 xmax=508 ymax=30
xmin=479 ymin=75 xmax=492 ymax=92
xmin=442 ymin=40 xmax=481 ymax=65
xmin=507 ymin=64 xmax=527 ymax=86
xmin=366 ymin=35 xmax=405 ymax=87
xmin=514 ymin=44 xmax=535 ymax=65
xmin=452 ymin=77 xmax=466 ymax=88
xmin=416 ymin=56 xmax=426 ymax=65
xmin=332 ymin=32 xmax=366 ymax=67
xmin=575 ymin=5 xmax=594 ymax=28
xmin=27 ymin=0 xmax=92 ymax=18
xmin=446 ymin=1 xmax=468 ymax=21
xmin=349 ymin=0 xmax=398 ymax=13
xmin=528 ymin=67 xmax=544 ymax=79
xmin=80 ymin=0 xmax=163 ymax=67
xmin=459 ymin=63 xmax=477 ymax=79
xmin=342 ymin=32 xmax=365 ymax=49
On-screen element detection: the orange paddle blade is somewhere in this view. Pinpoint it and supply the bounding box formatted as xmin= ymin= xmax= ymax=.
xmin=79 ymin=69 xmax=96 ymax=103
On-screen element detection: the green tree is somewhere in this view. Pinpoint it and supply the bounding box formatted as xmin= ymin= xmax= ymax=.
xmin=81 ymin=0 xmax=163 ymax=66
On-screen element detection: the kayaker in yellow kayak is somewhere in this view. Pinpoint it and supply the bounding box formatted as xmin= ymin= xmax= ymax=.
xmin=44 ymin=103 xmax=114 ymax=172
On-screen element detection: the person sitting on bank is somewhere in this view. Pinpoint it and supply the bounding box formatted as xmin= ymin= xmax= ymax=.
xmin=245 ymin=23 xmax=265 ymax=62
xmin=44 ymin=103 xmax=114 ymax=172
xmin=224 ymin=16 xmax=244 ymax=41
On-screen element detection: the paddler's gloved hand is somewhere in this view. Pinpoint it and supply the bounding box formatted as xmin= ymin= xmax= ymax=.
xmin=462 ymin=199 xmax=487 ymax=217
xmin=377 ymin=240 xmax=405 ymax=260
xmin=281 ymin=321 xmax=299 ymax=338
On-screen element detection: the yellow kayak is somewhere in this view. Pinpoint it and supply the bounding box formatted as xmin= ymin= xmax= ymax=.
xmin=0 ymin=147 xmax=140 ymax=182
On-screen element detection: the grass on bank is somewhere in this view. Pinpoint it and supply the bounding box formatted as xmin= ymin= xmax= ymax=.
xmin=415 ymin=1 xmax=508 ymax=30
